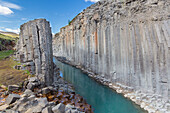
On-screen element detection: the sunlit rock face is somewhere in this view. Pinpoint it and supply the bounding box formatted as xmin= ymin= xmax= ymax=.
xmin=53 ymin=0 xmax=170 ymax=100
xmin=16 ymin=19 xmax=54 ymax=86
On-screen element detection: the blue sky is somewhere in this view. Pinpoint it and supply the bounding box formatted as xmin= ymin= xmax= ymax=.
xmin=0 ymin=0 xmax=99 ymax=34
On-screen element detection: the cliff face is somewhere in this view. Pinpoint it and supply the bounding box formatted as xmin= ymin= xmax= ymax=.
xmin=53 ymin=0 xmax=170 ymax=100
xmin=16 ymin=19 xmax=54 ymax=86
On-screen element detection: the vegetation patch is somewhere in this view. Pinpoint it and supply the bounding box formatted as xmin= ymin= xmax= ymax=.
xmin=0 ymin=50 xmax=15 ymax=60
xmin=0 ymin=33 xmax=17 ymax=41
xmin=0 ymin=34 xmax=17 ymax=51
xmin=0 ymin=58 xmax=28 ymax=86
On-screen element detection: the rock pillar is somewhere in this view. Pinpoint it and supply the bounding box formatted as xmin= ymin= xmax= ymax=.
xmin=16 ymin=19 xmax=54 ymax=86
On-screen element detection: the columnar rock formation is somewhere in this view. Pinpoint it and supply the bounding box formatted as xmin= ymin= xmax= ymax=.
xmin=53 ymin=0 xmax=170 ymax=102
xmin=16 ymin=19 xmax=54 ymax=86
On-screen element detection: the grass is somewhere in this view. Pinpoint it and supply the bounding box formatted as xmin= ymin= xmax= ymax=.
xmin=0 ymin=33 xmax=28 ymax=86
xmin=0 ymin=33 xmax=17 ymax=41
xmin=0 ymin=50 xmax=15 ymax=60
xmin=25 ymin=70 xmax=30 ymax=75
xmin=0 ymin=58 xmax=28 ymax=86
xmin=3 ymin=34 xmax=18 ymax=38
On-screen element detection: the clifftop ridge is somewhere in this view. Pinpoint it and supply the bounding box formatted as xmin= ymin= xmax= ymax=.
xmin=61 ymin=0 xmax=169 ymax=31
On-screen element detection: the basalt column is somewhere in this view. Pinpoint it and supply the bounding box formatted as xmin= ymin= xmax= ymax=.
xmin=16 ymin=19 xmax=54 ymax=86
xmin=53 ymin=0 xmax=170 ymax=101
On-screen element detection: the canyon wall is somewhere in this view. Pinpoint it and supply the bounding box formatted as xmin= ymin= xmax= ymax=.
xmin=16 ymin=19 xmax=54 ymax=86
xmin=53 ymin=0 xmax=170 ymax=100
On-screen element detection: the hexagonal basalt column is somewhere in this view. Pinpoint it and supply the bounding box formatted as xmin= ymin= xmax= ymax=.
xmin=16 ymin=19 xmax=54 ymax=86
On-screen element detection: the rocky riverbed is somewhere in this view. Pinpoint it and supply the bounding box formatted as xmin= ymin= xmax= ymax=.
xmin=0 ymin=63 xmax=93 ymax=113
xmin=53 ymin=1 xmax=170 ymax=110
xmin=55 ymin=56 xmax=170 ymax=113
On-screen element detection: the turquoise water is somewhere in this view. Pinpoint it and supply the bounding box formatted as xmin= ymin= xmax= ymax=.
xmin=53 ymin=58 xmax=147 ymax=113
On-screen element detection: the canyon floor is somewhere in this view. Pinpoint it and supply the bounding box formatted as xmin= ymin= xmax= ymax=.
xmin=0 ymin=57 xmax=28 ymax=86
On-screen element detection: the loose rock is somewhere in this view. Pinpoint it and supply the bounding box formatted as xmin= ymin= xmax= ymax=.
xmin=42 ymin=106 xmax=53 ymax=113
xmin=5 ymin=94 xmax=20 ymax=105
xmin=8 ymin=85 xmax=20 ymax=92
xmin=52 ymin=103 xmax=65 ymax=113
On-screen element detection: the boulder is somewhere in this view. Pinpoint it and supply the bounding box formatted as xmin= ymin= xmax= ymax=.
xmin=26 ymin=82 xmax=35 ymax=90
xmin=32 ymin=105 xmax=44 ymax=113
xmin=24 ymin=89 xmax=34 ymax=97
xmin=29 ymin=77 xmax=38 ymax=83
xmin=3 ymin=91 xmax=9 ymax=96
xmin=52 ymin=103 xmax=65 ymax=113
xmin=8 ymin=85 xmax=20 ymax=92
xmin=15 ymin=98 xmax=37 ymax=112
xmin=42 ymin=87 xmax=54 ymax=95
xmin=1 ymin=85 xmax=7 ymax=90
xmin=26 ymin=77 xmax=40 ymax=90
xmin=12 ymin=97 xmax=28 ymax=110
xmin=70 ymin=109 xmax=79 ymax=113
xmin=65 ymin=108 xmax=80 ymax=113
xmin=48 ymin=102 xmax=56 ymax=106
xmin=26 ymin=82 xmax=39 ymax=90
xmin=42 ymin=106 xmax=53 ymax=113
xmin=0 ymin=104 xmax=9 ymax=111
xmin=65 ymin=104 xmax=75 ymax=111
xmin=65 ymin=109 xmax=71 ymax=113
xmin=25 ymin=108 xmax=33 ymax=113
xmin=6 ymin=110 xmax=19 ymax=113
xmin=22 ymin=80 xmax=29 ymax=90
xmin=15 ymin=97 xmax=48 ymax=113
xmin=36 ymin=97 xmax=48 ymax=108
xmin=5 ymin=94 xmax=20 ymax=105
xmin=57 ymin=78 xmax=65 ymax=84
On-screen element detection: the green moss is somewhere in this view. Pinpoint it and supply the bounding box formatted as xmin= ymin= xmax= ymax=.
xmin=0 ymin=50 xmax=15 ymax=60
xmin=25 ymin=70 xmax=30 ymax=75
xmin=25 ymin=70 xmax=35 ymax=78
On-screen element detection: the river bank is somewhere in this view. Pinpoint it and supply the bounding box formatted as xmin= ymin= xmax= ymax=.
xmin=55 ymin=56 xmax=170 ymax=113
xmin=0 ymin=56 xmax=93 ymax=113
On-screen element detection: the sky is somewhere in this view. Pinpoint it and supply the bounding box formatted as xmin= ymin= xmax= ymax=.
xmin=0 ymin=0 xmax=100 ymax=34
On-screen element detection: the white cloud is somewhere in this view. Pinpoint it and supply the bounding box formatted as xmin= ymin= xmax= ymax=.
xmin=4 ymin=28 xmax=20 ymax=34
xmin=85 ymin=0 xmax=100 ymax=2
xmin=0 ymin=5 xmax=13 ymax=15
xmin=0 ymin=0 xmax=21 ymax=15
xmin=0 ymin=27 xmax=19 ymax=33
xmin=0 ymin=1 xmax=21 ymax=10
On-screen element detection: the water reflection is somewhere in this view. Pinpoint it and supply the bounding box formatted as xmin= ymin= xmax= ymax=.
xmin=54 ymin=58 xmax=146 ymax=113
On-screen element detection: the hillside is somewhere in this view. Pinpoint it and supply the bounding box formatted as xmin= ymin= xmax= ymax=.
xmin=0 ymin=33 xmax=17 ymax=51
xmin=0 ymin=31 xmax=19 ymax=38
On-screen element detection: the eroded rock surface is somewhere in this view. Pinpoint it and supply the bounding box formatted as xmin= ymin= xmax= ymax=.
xmin=16 ymin=19 xmax=54 ymax=86
xmin=53 ymin=0 xmax=170 ymax=112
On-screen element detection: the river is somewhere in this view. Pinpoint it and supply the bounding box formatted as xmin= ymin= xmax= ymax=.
xmin=53 ymin=57 xmax=147 ymax=113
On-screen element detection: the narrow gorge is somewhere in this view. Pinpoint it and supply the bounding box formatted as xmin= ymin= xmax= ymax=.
xmin=0 ymin=0 xmax=169 ymax=113
xmin=53 ymin=0 xmax=170 ymax=112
